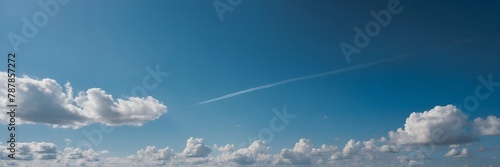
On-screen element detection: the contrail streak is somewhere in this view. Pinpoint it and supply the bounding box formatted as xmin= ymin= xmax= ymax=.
xmin=190 ymin=38 xmax=486 ymax=107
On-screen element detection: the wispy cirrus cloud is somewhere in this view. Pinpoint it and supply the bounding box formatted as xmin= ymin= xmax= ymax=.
xmin=191 ymin=38 xmax=486 ymax=106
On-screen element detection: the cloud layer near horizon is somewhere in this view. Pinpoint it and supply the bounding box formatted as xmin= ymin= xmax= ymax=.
xmin=0 ymin=72 xmax=167 ymax=128
xmin=1 ymin=136 xmax=498 ymax=167
xmin=1 ymin=105 xmax=499 ymax=166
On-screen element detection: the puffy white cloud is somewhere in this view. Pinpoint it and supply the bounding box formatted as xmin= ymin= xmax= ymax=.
xmin=274 ymin=148 xmax=310 ymax=165
xmin=245 ymin=140 xmax=270 ymax=154
xmin=379 ymin=145 xmax=399 ymax=153
xmin=329 ymin=151 xmax=344 ymax=160
xmin=218 ymin=140 xmax=272 ymax=165
xmin=473 ymin=116 xmax=500 ymax=135
xmin=61 ymin=147 xmax=105 ymax=162
xmin=342 ymin=139 xmax=361 ymax=155
xmin=444 ymin=148 xmax=470 ymax=158
xmin=292 ymin=138 xmax=313 ymax=154
xmin=0 ymin=136 xmax=496 ymax=167
xmin=182 ymin=137 xmax=212 ymax=158
xmin=311 ymin=144 xmax=338 ymax=156
xmin=134 ymin=146 xmax=175 ymax=161
xmin=1 ymin=105 xmax=499 ymax=166
xmin=215 ymin=144 xmax=235 ymax=152
xmin=273 ymin=139 xmax=313 ymax=165
xmin=126 ymin=138 xmax=211 ymax=166
xmin=361 ymin=139 xmax=377 ymax=152
xmin=0 ymin=72 xmax=167 ymax=128
xmin=389 ymin=105 xmax=477 ymax=145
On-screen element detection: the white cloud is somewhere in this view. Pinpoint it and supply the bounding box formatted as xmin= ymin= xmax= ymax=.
xmin=2 ymin=104 xmax=500 ymax=166
xmin=274 ymin=149 xmax=310 ymax=165
xmin=134 ymin=146 xmax=175 ymax=161
xmin=182 ymin=137 xmax=212 ymax=158
xmin=362 ymin=139 xmax=377 ymax=152
xmin=14 ymin=142 xmax=57 ymax=160
xmin=379 ymin=145 xmax=399 ymax=153
xmin=389 ymin=105 xmax=477 ymax=145
xmin=0 ymin=136 xmax=496 ymax=167
xmin=64 ymin=139 xmax=72 ymax=143
xmin=215 ymin=144 xmax=235 ymax=153
xmin=62 ymin=147 xmax=104 ymax=161
xmin=218 ymin=140 xmax=272 ymax=165
xmin=311 ymin=144 xmax=338 ymax=156
xmin=397 ymin=155 xmax=423 ymax=167
xmin=329 ymin=151 xmax=344 ymax=160
xmin=293 ymin=138 xmax=313 ymax=154
xmin=273 ymin=139 xmax=313 ymax=165
xmin=444 ymin=148 xmax=470 ymax=158
xmin=0 ymin=72 xmax=167 ymax=128
xmin=342 ymin=139 xmax=361 ymax=155
xmin=473 ymin=116 xmax=500 ymax=136
xmin=126 ymin=138 xmax=212 ymax=166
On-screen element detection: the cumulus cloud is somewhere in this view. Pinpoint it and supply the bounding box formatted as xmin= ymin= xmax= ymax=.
xmin=389 ymin=105 xmax=477 ymax=145
xmin=0 ymin=136 xmax=495 ymax=167
xmin=62 ymin=147 xmax=104 ymax=162
xmin=473 ymin=116 xmax=500 ymax=135
xmin=133 ymin=146 xmax=175 ymax=161
xmin=342 ymin=139 xmax=361 ymax=155
xmin=379 ymin=144 xmax=399 ymax=153
xmin=182 ymin=137 xmax=212 ymax=158
xmin=125 ymin=138 xmax=212 ymax=166
xmin=2 ymin=104 xmax=500 ymax=166
xmin=273 ymin=138 xmax=397 ymax=165
xmin=274 ymin=139 xmax=313 ymax=165
xmin=217 ymin=140 xmax=272 ymax=165
xmin=311 ymin=144 xmax=338 ymax=156
xmin=444 ymin=148 xmax=470 ymax=158
xmin=0 ymin=72 xmax=167 ymax=128
xmin=215 ymin=144 xmax=235 ymax=153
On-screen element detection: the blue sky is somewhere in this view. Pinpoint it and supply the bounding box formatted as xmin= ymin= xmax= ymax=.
xmin=1 ymin=0 xmax=500 ymax=166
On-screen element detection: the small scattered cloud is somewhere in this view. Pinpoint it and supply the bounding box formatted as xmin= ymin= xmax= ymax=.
xmin=64 ymin=139 xmax=72 ymax=147
xmin=64 ymin=139 xmax=72 ymax=143
xmin=444 ymin=148 xmax=470 ymax=158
